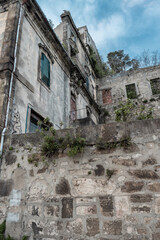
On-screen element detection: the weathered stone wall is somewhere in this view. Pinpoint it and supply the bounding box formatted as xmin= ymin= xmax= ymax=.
xmin=1 ymin=120 xmax=160 ymax=239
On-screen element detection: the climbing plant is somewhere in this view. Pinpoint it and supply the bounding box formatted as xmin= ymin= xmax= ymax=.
xmin=87 ymin=45 xmax=109 ymax=78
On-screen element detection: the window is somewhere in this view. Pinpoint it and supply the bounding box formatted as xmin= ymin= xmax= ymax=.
xmin=29 ymin=109 xmax=50 ymax=133
xmin=41 ymin=53 xmax=50 ymax=88
xmin=150 ymin=78 xmax=160 ymax=95
xmin=126 ymin=83 xmax=137 ymax=99
xmin=70 ymin=45 xmax=77 ymax=57
xmin=86 ymin=77 xmax=89 ymax=90
xmin=102 ymin=89 xmax=112 ymax=104
xmin=70 ymin=94 xmax=77 ymax=121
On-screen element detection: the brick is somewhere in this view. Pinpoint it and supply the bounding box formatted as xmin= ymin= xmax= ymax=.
xmin=94 ymin=164 xmax=105 ymax=176
xmin=152 ymin=233 xmax=160 ymax=240
xmin=0 ymin=180 xmax=13 ymax=197
xmin=115 ymin=196 xmax=130 ymax=217
xmin=66 ymin=218 xmax=83 ymax=235
xmin=130 ymin=194 xmax=153 ymax=203
xmin=103 ymin=220 xmax=122 ymax=235
xmin=124 ymin=236 xmax=148 ymax=240
xmin=44 ymin=205 xmax=59 ymax=217
xmin=5 ymin=152 xmax=17 ymax=165
xmin=132 ymin=206 xmax=150 ymax=213
xmin=143 ymin=158 xmax=157 ymax=166
xmin=121 ymin=181 xmax=144 ymax=193
xmin=56 ymin=178 xmax=70 ymax=195
xmin=72 ymin=178 xmax=114 ymax=196
xmin=136 ymin=227 xmax=147 ymax=234
xmin=155 ymin=198 xmax=160 ymax=214
xmin=147 ymin=183 xmax=160 ymax=192
xmin=86 ymin=218 xmax=100 ymax=236
xmin=76 ymin=205 xmax=97 ymax=215
xmin=128 ymin=170 xmax=159 ymax=179
xmin=62 ymin=198 xmax=73 ymax=218
xmin=46 ymin=221 xmax=61 ymax=236
xmin=112 ymin=158 xmax=136 ymax=166
xmin=32 ymin=221 xmax=43 ymax=235
xmin=156 ymin=219 xmax=160 ymax=228
xmin=99 ymin=196 xmax=113 ymax=216
xmin=28 ymin=205 xmax=42 ymax=217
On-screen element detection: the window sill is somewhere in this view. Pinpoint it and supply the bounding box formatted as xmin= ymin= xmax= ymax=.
xmin=38 ymin=78 xmax=51 ymax=92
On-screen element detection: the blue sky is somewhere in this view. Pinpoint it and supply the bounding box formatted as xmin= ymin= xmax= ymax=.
xmin=37 ymin=0 xmax=160 ymax=61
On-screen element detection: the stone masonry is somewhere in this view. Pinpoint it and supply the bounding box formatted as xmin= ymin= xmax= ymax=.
xmin=0 ymin=119 xmax=160 ymax=239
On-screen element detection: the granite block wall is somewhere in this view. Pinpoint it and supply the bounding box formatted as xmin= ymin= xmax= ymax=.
xmin=1 ymin=120 xmax=160 ymax=239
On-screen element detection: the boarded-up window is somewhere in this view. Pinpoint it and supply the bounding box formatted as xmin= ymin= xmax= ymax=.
xmin=70 ymin=94 xmax=77 ymax=120
xmin=41 ymin=53 xmax=50 ymax=88
xmin=102 ymin=89 xmax=112 ymax=104
xmin=126 ymin=83 xmax=137 ymax=99
xmin=150 ymin=78 xmax=160 ymax=95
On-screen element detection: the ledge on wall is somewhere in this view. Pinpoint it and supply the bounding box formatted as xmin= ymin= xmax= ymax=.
xmin=5 ymin=118 xmax=160 ymax=148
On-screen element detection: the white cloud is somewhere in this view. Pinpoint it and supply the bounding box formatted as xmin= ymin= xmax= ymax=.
xmin=123 ymin=0 xmax=145 ymax=8
xmin=89 ymin=14 xmax=126 ymax=47
xmin=144 ymin=1 xmax=160 ymax=17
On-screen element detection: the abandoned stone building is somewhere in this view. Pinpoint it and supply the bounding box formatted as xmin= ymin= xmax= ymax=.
xmin=0 ymin=0 xmax=100 ymax=141
xmin=98 ymin=65 xmax=160 ymax=121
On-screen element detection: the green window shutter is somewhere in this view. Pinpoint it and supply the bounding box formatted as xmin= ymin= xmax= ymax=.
xmin=41 ymin=53 xmax=50 ymax=88
xmin=86 ymin=77 xmax=89 ymax=90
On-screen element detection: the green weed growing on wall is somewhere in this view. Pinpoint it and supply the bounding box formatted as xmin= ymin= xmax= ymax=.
xmin=115 ymin=100 xmax=135 ymax=122
xmin=0 ymin=221 xmax=28 ymax=240
xmin=38 ymin=121 xmax=86 ymax=159
xmin=137 ymin=106 xmax=153 ymax=120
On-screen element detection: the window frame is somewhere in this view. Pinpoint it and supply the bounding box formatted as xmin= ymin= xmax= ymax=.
xmin=150 ymin=78 xmax=160 ymax=95
xmin=126 ymin=83 xmax=137 ymax=99
xmin=38 ymin=43 xmax=54 ymax=90
xmin=26 ymin=108 xmax=51 ymax=133
xmin=40 ymin=52 xmax=50 ymax=88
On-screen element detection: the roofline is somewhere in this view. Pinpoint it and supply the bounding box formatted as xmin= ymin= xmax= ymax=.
xmin=60 ymin=11 xmax=98 ymax=77
xmin=24 ymin=0 xmax=73 ymax=69
xmin=103 ymin=64 xmax=160 ymax=80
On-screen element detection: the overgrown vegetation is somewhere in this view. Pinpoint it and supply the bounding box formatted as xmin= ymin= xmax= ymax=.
xmin=137 ymin=105 xmax=153 ymax=120
xmin=115 ymin=100 xmax=135 ymax=122
xmin=126 ymin=84 xmax=137 ymax=99
xmin=88 ymin=45 xmax=109 ymax=78
xmin=38 ymin=120 xmax=86 ymax=159
xmin=107 ymin=50 xmax=139 ymax=74
xmin=106 ymin=49 xmax=160 ymax=74
xmin=0 ymin=220 xmax=28 ymax=240
xmin=114 ymin=100 xmax=153 ymax=122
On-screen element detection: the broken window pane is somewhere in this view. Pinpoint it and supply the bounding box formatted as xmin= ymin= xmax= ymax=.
xmin=126 ymin=83 xmax=137 ymax=99
xmin=150 ymin=78 xmax=160 ymax=95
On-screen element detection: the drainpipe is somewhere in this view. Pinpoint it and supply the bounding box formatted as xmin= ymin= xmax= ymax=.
xmin=0 ymin=2 xmax=23 ymax=163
